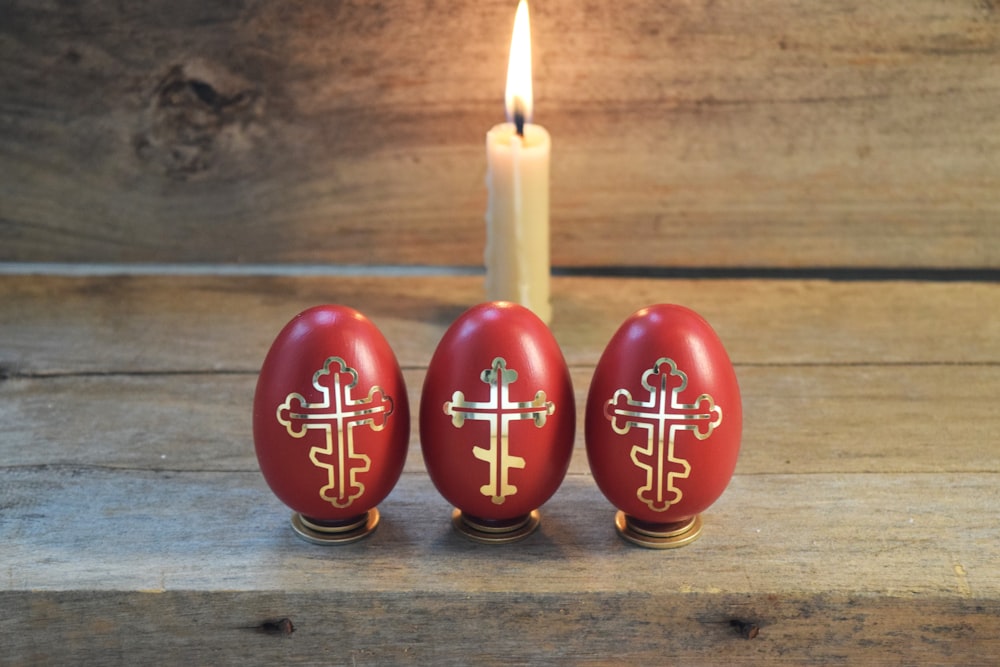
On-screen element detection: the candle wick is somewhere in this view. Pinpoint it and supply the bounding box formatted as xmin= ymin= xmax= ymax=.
xmin=513 ymin=97 xmax=526 ymax=137
xmin=514 ymin=110 xmax=525 ymax=137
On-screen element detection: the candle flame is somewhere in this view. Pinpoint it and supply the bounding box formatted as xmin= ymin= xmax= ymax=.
xmin=504 ymin=0 xmax=533 ymax=126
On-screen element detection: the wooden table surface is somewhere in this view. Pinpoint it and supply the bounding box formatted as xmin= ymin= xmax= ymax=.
xmin=1 ymin=272 xmax=998 ymax=665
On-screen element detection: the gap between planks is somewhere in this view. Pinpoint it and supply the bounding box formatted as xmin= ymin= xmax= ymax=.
xmin=2 ymin=262 xmax=999 ymax=282
xmin=3 ymin=360 xmax=998 ymax=380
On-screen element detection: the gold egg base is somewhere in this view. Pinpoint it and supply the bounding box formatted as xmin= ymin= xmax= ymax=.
xmin=451 ymin=509 xmax=541 ymax=544
xmin=615 ymin=511 xmax=703 ymax=549
xmin=291 ymin=509 xmax=379 ymax=545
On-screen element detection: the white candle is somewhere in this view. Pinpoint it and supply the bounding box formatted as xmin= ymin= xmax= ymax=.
xmin=485 ymin=0 xmax=551 ymax=324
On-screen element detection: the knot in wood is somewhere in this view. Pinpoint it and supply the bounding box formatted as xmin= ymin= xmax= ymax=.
xmin=134 ymin=63 xmax=260 ymax=180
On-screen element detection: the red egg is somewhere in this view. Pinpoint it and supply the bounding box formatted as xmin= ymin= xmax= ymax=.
xmin=420 ymin=302 xmax=575 ymax=543
xmin=585 ymin=304 xmax=741 ymax=548
xmin=253 ymin=305 xmax=409 ymax=544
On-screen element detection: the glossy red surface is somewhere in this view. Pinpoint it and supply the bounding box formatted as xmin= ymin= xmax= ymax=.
xmin=253 ymin=305 xmax=409 ymax=522
xmin=420 ymin=302 xmax=575 ymax=521
xmin=585 ymin=304 xmax=742 ymax=525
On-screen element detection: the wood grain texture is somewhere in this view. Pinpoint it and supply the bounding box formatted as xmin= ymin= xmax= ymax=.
xmin=2 ymin=469 xmax=998 ymax=598
xmin=3 ymin=0 xmax=998 ymax=655
xmin=1 ymin=275 xmax=997 ymax=376
xmin=3 ymin=590 xmax=997 ymax=666
xmin=2 ymin=471 xmax=999 ymax=664
xmin=2 ymin=0 xmax=998 ymax=267
xmin=2 ymin=365 xmax=999 ymax=477
xmin=2 ymin=273 xmax=999 ymax=662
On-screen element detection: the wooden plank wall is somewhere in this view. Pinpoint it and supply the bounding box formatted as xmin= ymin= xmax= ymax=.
xmin=2 ymin=0 xmax=998 ymax=269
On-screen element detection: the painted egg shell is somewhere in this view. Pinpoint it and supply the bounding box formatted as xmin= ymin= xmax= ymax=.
xmin=420 ymin=302 xmax=575 ymax=522
xmin=585 ymin=304 xmax=742 ymax=525
xmin=253 ymin=305 xmax=409 ymax=522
